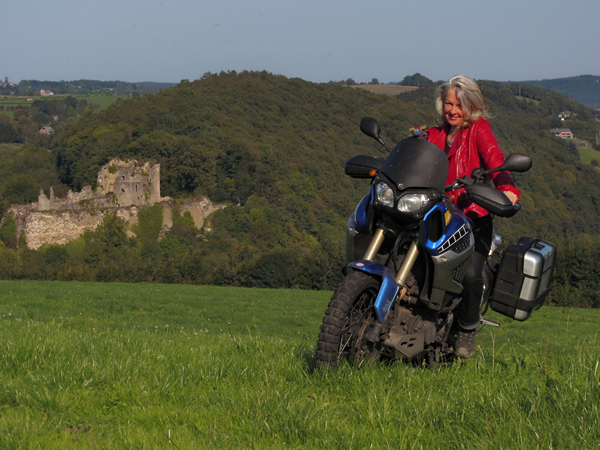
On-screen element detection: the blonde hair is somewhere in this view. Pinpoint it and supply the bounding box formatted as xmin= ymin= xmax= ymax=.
xmin=434 ymin=74 xmax=489 ymax=127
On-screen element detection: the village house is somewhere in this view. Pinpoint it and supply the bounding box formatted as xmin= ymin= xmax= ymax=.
xmin=558 ymin=111 xmax=571 ymax=121
xmin=550 ymin=128 xmax=573 ymax=139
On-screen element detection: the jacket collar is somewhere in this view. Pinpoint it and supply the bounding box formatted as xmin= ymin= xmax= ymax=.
xmin=445 ymin=124 xmax=468 ymax=159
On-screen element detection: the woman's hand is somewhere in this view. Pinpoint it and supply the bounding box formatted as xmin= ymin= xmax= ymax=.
xmin=503 ymin=191 xmax=519 ymax=205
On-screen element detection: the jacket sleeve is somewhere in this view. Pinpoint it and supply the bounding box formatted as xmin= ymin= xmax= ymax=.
xmin=474 ymin=120 xmax=520 ymax=199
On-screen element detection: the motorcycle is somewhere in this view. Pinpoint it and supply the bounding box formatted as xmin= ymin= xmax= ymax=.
xmin=315 ymin=118 xmax=556 ymax=368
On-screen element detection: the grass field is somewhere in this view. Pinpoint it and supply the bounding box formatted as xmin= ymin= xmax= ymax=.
xmin=0 ymin=94 xmax=129 ymax=118
xmin=0 ymin=280 xmax=599 ymax=449
xmin=578 ymin=145 xmax=600 ymax=165
xmin=0 ymin=97 xmax=32 ymax=118
xmin=348 ymin=85 xmax=419 ymax=96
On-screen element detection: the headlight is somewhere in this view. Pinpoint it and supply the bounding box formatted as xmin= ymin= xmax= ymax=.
xmin=397 ymin=193 xmax=430 ymax=213
xmin=375 ymin=182 xmax=394 ymax=208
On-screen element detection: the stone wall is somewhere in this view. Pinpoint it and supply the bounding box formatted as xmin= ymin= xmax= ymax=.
xmin=38 ymin=159 xmax=162 ymax=211
xmin=96 ymin=159 xmax=161 ymax=207
xmin=3 ymin=159 xmax=221 ymax=249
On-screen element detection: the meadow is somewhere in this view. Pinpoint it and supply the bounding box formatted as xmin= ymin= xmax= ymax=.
xmin=348 ymin=85 xmax=419 ymax=96
xmin=0 ymin=280 xmax=598 ymax=449
xmin=578 ymin=145 xmax=600 ymax=165
xmin=0 ymin=94 xmax=129 ymax=118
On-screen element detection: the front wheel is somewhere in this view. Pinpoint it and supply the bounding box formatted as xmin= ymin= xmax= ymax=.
xmin=315 ymin=270 xmax=381 ymax=369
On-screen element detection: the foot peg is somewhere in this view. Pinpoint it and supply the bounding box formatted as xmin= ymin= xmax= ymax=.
xmin=481 ymin=317 xmax=500 ymax=327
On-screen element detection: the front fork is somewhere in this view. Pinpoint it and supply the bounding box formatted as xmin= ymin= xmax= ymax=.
xmin=349 ymin=228 xmax=420 ymax=324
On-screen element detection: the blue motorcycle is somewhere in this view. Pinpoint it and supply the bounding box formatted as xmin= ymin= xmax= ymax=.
xmin=315 ymin=118 xmax=555 ymax=368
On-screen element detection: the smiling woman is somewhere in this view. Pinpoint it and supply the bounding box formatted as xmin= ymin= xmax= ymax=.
xmin=443 ymin=88 xmax=465 ymax=133
xmin=426 ymin=74 xmax=521 ymax=358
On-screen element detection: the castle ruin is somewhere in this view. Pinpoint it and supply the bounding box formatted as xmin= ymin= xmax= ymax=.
xmin=6 ymin=159 xmax=219 ymax=249
xmin=38 ymin=159 xmax=162 ymax=211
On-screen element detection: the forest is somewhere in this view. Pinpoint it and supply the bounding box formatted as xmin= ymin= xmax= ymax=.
xmin=519 ymin=74 xmax=600 ymax=109
xmin=1 ymin=71 xmax=600 ymax=307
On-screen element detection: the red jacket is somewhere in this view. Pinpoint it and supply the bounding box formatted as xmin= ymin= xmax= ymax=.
xmin=427 ymin=118 xmax=520 ymax=220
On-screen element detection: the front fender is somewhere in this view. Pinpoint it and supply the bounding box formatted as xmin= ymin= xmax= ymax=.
xmin=348 ymin=260 xmax=400 ymax=322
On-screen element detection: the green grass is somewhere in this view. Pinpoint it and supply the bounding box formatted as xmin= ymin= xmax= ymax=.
xmin=515 ymin=96 xmax=540 ymax=105
xmin=71 ymin=94 xmax=130 ymax=109
xmin=0 ymin=280 xmax=599 ymax=449
xmin=0 ymin=94 xmax=129 ymax=118
xmin=578 ymin=145 xmax=600 ymax=165
xmin=0 ymin=97 xmax=32 ymax=118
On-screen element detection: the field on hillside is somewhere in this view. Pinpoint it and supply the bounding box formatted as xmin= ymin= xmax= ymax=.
xmin=578 ymin=145 xmax=600 ymax=165
xmin=0 ymin=94 xmax=129 ymax=118
xmin=0 ymin=97 xmax=32 ymax=117
xmin=348 ymin=85 xmax=419 ymax=96
xmin=72 ymin=94 xmax=131 ymax=109
xmin=0 ymin=280 xmax=599 ymax=449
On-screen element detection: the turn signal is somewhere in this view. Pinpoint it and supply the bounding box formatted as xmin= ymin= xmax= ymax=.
xmin=369 ymin=170 xmax=377 ymax=177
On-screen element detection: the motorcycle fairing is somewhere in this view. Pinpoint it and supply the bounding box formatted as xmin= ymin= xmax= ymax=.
xmin=380 ymin=138 xmax=448 ymax=195
xmin=419 ymin=201 xmax=475 ymax=310
xmin=346 ymin=188 xmax=375 ymax=265
xmin=351 ymin=187 xmax=374 ymax=234
xmin=348 ymin=260 xmax=400 ymax=322
xmin=421 ymin=201 xmax=473 ymax=257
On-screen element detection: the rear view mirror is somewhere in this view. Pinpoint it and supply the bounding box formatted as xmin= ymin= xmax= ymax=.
xmin=360 ymin=117 xmax=390 ymax=151
xmin=360 ymin=117 xmax=381 ymax=140
xmin=494 ymin=153 xmax=532 ymax=173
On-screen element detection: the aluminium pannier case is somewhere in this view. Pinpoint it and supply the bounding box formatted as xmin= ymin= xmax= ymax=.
xmin=489 ymin=237 xmax=556 ymax=321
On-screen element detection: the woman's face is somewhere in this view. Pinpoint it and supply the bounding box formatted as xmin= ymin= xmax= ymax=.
xmin=444 ymin=88 xmax=465 ymax=128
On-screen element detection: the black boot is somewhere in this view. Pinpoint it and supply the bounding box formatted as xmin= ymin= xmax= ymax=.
xmin=455 ymin=329 xmax=478 ymax=359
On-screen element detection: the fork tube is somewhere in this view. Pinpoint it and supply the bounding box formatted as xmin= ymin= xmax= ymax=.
xmin=395 ymin=238 xmax=419 ymax=287
xmin=362 ymin=228 xmax=385 ymax=261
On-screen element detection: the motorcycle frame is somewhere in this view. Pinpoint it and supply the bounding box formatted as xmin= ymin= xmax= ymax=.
xmin=346 ymin=195 xmax=475 ymax=324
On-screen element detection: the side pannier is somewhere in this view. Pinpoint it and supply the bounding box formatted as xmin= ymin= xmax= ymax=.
xmin=490 ymin=237 xmax=557 ymax=321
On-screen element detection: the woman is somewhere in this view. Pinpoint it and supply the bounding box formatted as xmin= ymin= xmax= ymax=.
xmin=426 ymin=75 xmax=520 ymax=358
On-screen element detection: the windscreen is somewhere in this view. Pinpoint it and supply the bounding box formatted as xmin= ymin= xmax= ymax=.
xmin=380 ymin=138 xmax=449 ymax=194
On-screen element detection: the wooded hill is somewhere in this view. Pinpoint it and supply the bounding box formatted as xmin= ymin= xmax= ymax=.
xmin=2 ymin=71 xmax=600 ymax=305
xmin=518 ymin=75 xmax=600 ymax=109
xmin=51 ymin=71 xmax=600 ymax=239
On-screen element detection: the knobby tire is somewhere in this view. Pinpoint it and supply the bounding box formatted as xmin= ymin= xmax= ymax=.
xmin=315 ymin=270 xmax=380 ymax=369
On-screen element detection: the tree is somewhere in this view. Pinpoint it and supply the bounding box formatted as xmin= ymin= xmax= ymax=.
xmin=43 ymin=245 xmax=69 ymax=265
xmin=0 ymin=115 xmax=19 ymax=143
xmin=0 ymin=214 xmax=17 ymax=248
xmin=97 ymin=213 xmax=128 ymax=250
xmin=400 ymin=73 xmax=434 ymax=87
xmin=65 ymin=96 xmax=78 ymax=109
xmin=136 ymin=205 xmax=163 ymax=247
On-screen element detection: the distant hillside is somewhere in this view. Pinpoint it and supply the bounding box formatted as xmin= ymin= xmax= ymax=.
xmin=2 ymin=71 xmax=600 ymax=293
xmin=15 ymin=79 xmax=176 ymax=96
xmin=51 ymin=71 xmax=600 ymax=241
xmin=516 ymin=75 xmax=600 ymax=109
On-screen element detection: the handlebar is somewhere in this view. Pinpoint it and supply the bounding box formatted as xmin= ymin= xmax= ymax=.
xmin=445 ymin=176 xmax=522 ymax=218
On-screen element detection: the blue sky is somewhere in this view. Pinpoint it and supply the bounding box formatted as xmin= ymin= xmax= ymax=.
xmin=2 ymin=0 xmax=599 ymax=84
